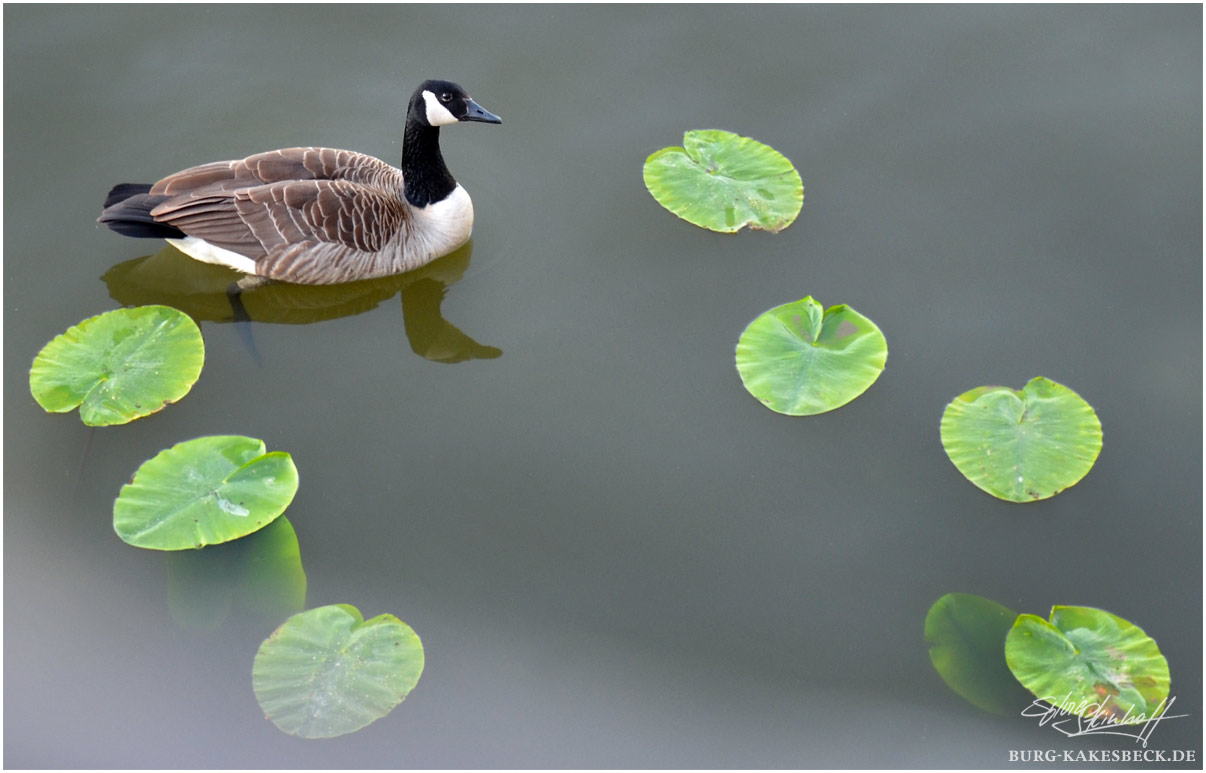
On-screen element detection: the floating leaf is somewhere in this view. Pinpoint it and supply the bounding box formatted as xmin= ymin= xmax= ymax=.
xmin=253 ymin=604 xmax=425 ymax=739
xmin=925 ymin=593 xmax=1031 ymax=715
xmin=29 ymin=305 xmax=204 ymax=426
xmin=643 ymin=129 xmax=803 ymax=233
xmin=113 ymin=435 xmax=298 ymax=550
xmin=735 ymin=296 xmax=887 ymax=415
xmin=1005 ymin=606 xmax=1170 ymax=721
xmin=940 ymin=377 xmax=1102 ymax=502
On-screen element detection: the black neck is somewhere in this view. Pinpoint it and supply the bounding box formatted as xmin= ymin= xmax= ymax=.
xmin=402 ymin=118 xmax=457 ymax=208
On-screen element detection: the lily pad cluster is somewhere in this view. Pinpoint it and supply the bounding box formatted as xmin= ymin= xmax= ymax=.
xmin=645 ymin=133 xmax=886 ymax=414
xmin=925 ymin=594 xmax=1170 ymax=721
xmin=28 ymin=308 xmax=301 ymax=551
xmin=642 ymin=124 xmax=1133 ymax=731
xmin=644 ymin=128 xmax=1104 ymax=496
xmin=30 ymin=303 xmax=426 ymax=739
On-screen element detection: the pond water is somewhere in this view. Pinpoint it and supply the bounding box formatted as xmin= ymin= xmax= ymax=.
xmin=4 ymin=5 xmax=1201 ymax=768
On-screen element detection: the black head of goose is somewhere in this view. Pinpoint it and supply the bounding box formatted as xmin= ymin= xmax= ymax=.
xmin=98 ymin=80 xmax=500 ymax=286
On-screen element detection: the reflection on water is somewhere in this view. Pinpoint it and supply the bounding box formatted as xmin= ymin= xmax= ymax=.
xmin=399 ymin=276 xmax=502 ymax=363
xmin=102 ymin=242 xmax=502 ymax=364
xmin=924 ymin=592 xmax=1033 ymax=716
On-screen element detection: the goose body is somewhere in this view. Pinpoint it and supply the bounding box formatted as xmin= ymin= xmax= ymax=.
xmin=99 ymin=80 xmax=500 ymax=285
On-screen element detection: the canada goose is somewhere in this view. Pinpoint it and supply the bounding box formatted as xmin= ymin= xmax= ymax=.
xmin=98 ymin=80 xmax=500 ymax=286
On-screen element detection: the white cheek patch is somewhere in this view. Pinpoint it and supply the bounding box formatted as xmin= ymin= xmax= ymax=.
xmin=422 ymin=90 xmax=459 ymax=126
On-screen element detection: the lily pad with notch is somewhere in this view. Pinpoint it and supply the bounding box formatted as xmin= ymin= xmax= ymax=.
xmin=735 ymin=296 xmax=887 ymax=415
xmin=1005 ymin=606 xmax=1170 ymax=721
xmin=643 ymin=129 xmax=803 ymax=233
xmin=253 ymin=604 xmax=425 ymax=739
xmin=940 ymin=377 xmax=1102 ymax=502
xmin=113 ymin=435 xmax=299 ymax=550
xmin=29 ymin=305 xmax=204 ymax=426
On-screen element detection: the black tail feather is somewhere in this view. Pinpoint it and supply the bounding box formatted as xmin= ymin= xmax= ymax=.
xmin=103 ymin=182 xmax=154 ymax=208
xmin=98 ymin=183 xmax=186 ymax=239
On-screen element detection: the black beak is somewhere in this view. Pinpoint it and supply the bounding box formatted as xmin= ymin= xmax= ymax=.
xmin=461 ymin=98 xmax=502 ymax=124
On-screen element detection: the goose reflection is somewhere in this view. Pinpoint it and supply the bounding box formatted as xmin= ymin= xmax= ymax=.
xmin=101 ymin=241 xmax=502 ymax=363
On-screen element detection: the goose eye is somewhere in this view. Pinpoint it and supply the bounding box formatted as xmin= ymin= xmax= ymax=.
xmin=440 ymin=93 xmax=452 ymax=103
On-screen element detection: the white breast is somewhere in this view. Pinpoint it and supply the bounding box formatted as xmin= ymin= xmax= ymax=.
xmin=404 ymin=183 xmax=475 ymax=268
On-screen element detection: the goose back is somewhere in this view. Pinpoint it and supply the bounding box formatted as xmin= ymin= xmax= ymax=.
xmin=140 ymin=147 xmax=454 ymax=285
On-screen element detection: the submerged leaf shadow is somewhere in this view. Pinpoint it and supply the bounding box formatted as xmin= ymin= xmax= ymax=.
xmin=924 ymin=593 xmax=1031 ymax=716
xmin=101 ymin=241 xmax=502 ymax=364
xmin=165 ymin=516 xmax=307 ymax=633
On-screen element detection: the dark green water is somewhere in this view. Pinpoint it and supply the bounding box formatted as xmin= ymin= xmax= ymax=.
xmin=5 ymin=5 xmax=1201 ymax=768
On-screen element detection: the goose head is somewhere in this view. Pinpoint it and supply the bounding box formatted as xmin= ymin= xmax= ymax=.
xmin=411 ymin=79 xmax=502 ymax=127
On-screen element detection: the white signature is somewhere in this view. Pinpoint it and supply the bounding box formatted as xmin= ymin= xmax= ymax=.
xmin=1021 ymin=693 xmax=1188 ymax=747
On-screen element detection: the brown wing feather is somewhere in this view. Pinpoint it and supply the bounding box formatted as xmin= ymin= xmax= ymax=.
xmin=151 ymin=147 xmax=400 ymax=194
xmin=145 ymin=148 xmax=411 ymax=279
xmin=149 ymin=195 xmax=265 ymax=255
xmin=234 ymin=180 xmax=410 ymax=253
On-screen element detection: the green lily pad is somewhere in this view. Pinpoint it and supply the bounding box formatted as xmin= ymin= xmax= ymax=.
xmin=925 ymin=593 xmax=1031 ymax=715
xmin=940 ymin=377 xmax=1102 ymax=502
xmin=29 ymin=305 xmax=204 ymax=426
xmin=252 ymin=604 xmax=425 ymax=739
xmin=1005 ymin=606 xmax=1170 ymax=721
xmin=643 ymin=129 xmax=803 ymax=233
xmin=113 ymin=435 xmax=299 ymax=550
xmin=735 ymin=296 xmax=887 ymax=415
